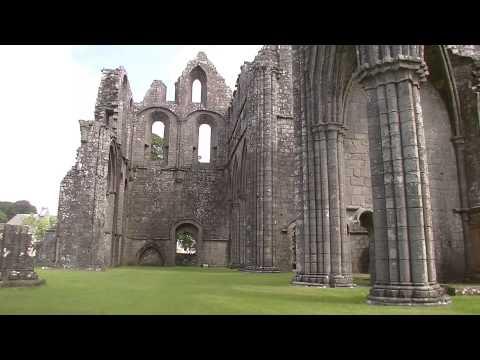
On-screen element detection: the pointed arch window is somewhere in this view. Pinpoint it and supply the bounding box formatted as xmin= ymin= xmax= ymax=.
xmin=192 ymin=79 xmax=202 ymax=103
xmin=198 ymin=124 xmax=211 ymax=163
xmin=151 ymin=121 xmax=165 ymax=160
xmin=189 ymin=65 xmax=207 ymax=105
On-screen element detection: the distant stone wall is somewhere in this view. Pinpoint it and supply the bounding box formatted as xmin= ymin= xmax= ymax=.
xmin=35 ymin=228 xmax=57 ymax=267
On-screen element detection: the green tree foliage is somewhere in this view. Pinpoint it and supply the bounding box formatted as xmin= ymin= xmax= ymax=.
xmin=0 ymin=210 xmax=7 ymax=223
xmin=22 ymin=215 xmax=57 ymax=242
xmin=0 ymin=200 xmax=37 ymax=221
xmin=176 ymin=232 xmax=196 ymax=254
xmin=151 ymin=133 xmax=164 ymax=160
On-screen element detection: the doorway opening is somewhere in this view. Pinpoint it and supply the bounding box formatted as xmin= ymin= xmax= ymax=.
xmin=174 ymin=221 xmax=201 ymax=266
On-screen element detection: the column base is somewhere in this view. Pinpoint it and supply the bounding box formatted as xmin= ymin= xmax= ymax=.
xmin=292 ymin=273 xmax=330 ymax=287
xmin=229 ymin=263 xmax=241 ymax=269
xmin=367 ymin=283 xmax=451 ymax=306
xmin=240 ymin=266 xmax=280 ymax=273
xmin=292 ymin=273 xmax=354 ymax=287
xmin=330 ymin=274 xmax=354 ymax=287
xmin=0 ymin=278 xmax=46 ymax=288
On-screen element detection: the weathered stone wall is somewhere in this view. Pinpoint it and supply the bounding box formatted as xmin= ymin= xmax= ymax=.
xmin=35 ymin=228 xmax=57 ymax=267
xmin=125 ymin=167 xmax=228 ymax=266
xmin=123 ymin=52 xmax=231 ymax=267
xmin=343 ymin=82 xmax=373 ymax=273
xmin=421 ymin=79 xmax=465 ymax=280
xmin=56 ymin=67 xmax=134 ymax=269
xmin=226 ymin=45 xmax=295 ymax=272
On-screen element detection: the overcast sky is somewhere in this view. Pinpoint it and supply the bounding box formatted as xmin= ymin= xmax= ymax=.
xmin=0 ymin=45 xmax=263 ymax=215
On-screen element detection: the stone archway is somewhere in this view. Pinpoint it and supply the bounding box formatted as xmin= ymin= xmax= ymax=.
xmin=137 ymin=243 xmax=165 ymax=266
xmin=170 ymin=220 xmax=203 ymax=266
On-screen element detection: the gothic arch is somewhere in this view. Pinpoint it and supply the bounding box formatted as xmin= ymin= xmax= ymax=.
xmin=170 ymin=219 xmax=203 ymax=264
xmin=306 ymin=45 xmax=358 ymax=126
xmin=137 ymin=242 xmax=165 ymax=266
xmin=424 ymin=45 xmax=463 ymax=137
xmin=189 ymin=65 xmax=207 ymax=105
xmin=186 ymin=110 xmax=224 ymax=165
xmin=141 ymin=107 xmax=178 ymax=163
xmin=106 ymin=140 xmax=122 ymax=267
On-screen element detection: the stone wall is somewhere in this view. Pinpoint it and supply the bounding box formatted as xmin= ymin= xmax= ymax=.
xmin=123 ymin=52 xmax=231 ymax=267
xmin=35 ymin=228 xmax=57 ymax=267
xmin=56 ymin=67 xmax=133 ymax=269
xmin=226 ymin=45 xmax=295 ymax=272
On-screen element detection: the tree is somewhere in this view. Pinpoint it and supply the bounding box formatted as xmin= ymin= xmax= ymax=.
xmin=151 ymin=133 xmax=164 ymax=160
xmin=0 ymin=200 xmax=37 ymax=221
xmin=12 ymin=200 xmax=37 ymax=215
xmin=0 ymin=210 xmax=7 ymax=223
xmin=176 ymin=232 xmax=196 ymax=254
xmin=22 ymin=215 xmax=57 ymax=242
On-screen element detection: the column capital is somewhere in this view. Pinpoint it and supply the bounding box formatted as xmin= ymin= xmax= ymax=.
xmin=472 ymin=60 xmax=480 ymax=92
xmin=355 ymin=46 xmax=428 ymax=89
xmin=311 ymin=122 xmax=346 ymax=135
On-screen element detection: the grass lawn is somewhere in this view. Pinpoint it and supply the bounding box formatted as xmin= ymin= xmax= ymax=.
xmin=0 ymin=266 xmax=479 ymax=315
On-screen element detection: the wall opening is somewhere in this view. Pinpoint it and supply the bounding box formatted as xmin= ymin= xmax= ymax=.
xmin=138 ymin=245 xmax=164 ymax=266
xmin=175 ymin=230 xmax=197 ymax=266
xmin=151 ymin=121 xmax=165 ymax=161
xmin=198 ymin=124 xmax=211 ymax=163
xmin=189 ymin=65 xmax=207 ymax=105
xmin=192 ymin=79 xmax=202 ymax=103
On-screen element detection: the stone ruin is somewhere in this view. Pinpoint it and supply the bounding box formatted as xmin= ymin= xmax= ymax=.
xmin=0 ymin=224 xmax=44 ymax=287
xmin=50 ymin=45 xmax=480 ymax=306
xmin=34 ymin=227 xmax=57 ymax=267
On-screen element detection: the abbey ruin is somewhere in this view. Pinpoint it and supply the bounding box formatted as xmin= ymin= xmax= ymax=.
xmin=51 ymin=45 xmax=480 ymax=305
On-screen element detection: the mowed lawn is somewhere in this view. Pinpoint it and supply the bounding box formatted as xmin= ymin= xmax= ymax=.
xmin=0 ymin=267 xmax=479 ymax=315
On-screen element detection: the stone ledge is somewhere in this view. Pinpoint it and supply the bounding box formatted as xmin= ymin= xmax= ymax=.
xmin=443 ymin=285 xmax=480 ymax=296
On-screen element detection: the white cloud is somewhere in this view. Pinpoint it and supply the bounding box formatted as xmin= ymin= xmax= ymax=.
xmin=0 ymin=45 xmax=100 ymax=215
xmin=165 ymin=45 xmax=262 ymax=100
xmin=0 ymin=45 xmax=262 ymax=216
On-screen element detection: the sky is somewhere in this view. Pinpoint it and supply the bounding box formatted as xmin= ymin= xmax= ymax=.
xmin=0 ymin=45 xmax=263 ymax=215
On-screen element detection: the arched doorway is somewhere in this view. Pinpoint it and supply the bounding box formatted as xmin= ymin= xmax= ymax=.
xmin=171 ymin=220 xmax=202 ymax=266
xmin=137 ymin=243 xmax=164 ymax=266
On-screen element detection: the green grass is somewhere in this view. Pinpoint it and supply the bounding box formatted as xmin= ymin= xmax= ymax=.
xmin=0 ymin=267 xmax=479 ymax=314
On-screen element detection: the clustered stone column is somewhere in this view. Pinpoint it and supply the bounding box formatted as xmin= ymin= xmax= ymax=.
xmin=230 ymin=200 xmax=240 ymax=268
xmin=466 ymin=60 xmax=480 ymax=279
xmin=356 ymin=45 xmax=449 ymax=305
xmin=248 ymin=62 xmax=279 ymax=273
xmin=292 ymin=46 xmax=352 ymax=287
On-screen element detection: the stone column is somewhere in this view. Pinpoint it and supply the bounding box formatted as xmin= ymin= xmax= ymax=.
xmin=293 ymin=122 xmax=352 ymax=286
xmin=230 ymin=201 xmax=240 ymax=268
xmin=357 ymin=45 xmax=449 ymax=305
xmin=451 ymin=136 xmax=474 ymax=278
xmin=291 ymin=46 xmax=352 ymax=287
xmin=466 ymin=62 xmax=480 ymax=279
xmin=253 ymin=65 xmax=279 ymax=272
